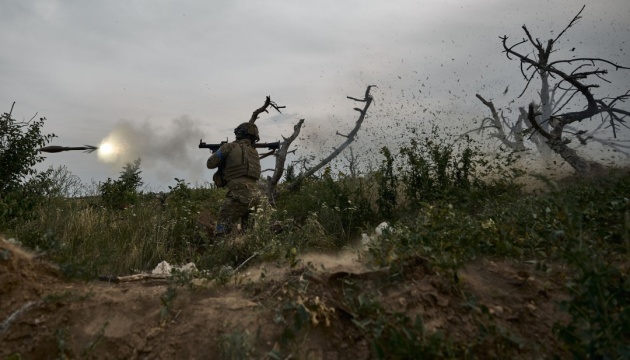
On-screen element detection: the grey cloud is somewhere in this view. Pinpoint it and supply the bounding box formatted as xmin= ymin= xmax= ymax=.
xmin=3 ymin=0 xmax=629 ymax=188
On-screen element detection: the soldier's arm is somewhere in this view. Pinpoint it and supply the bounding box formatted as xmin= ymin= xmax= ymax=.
xmin=207 ymin=143 xmax=232 ymax=169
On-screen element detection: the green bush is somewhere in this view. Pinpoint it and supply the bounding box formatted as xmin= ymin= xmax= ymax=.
xmin=374 ymin=130 xmax=522 ymax=222
xmin=275 ymin=167 xmax=378 ymax=245
xmin=164 ymin=178 xmax=210 ymax=250
xmin=99 ymin=158 xmax=143 ymax=209
xmin=0 ymin=104 xmax=55 ymax=225
xmin=555 ymin=245 xmax=630 ymax=358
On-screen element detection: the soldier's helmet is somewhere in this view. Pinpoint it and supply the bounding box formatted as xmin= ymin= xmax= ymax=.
xmin=234 ymin=122 xmax=260 ymax=143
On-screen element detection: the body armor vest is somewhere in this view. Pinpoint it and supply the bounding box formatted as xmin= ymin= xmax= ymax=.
xmin=223 ymin=142 xmax=261 ymax=182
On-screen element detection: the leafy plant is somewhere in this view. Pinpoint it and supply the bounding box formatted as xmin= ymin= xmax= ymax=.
xmin=555 ymin=246 xmax=630 ymax=358
xmin=159 ymin=286 xmax=178 ymax=325
xmin=99 ymin=158 xmax=143 ymax=209
xmin=341 ymin=284 xmax=458 ymax=359
xmin=218 ymin=329 xmax=255 ymax=360
xmin=0 ymin=104 xmax=56 ymax=224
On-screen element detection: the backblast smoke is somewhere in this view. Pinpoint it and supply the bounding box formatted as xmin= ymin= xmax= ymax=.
xmin=97 ymin=116 xmax=205 ymax=181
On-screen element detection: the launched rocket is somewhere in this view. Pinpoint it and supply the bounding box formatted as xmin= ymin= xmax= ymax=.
xmin=39 ymin=145 xmax=99 ymax=154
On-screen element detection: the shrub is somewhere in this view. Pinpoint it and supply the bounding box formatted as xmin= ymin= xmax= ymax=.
xmin=275 ymin=167 xmax=378 ymax=244
xmin=0 ymin=104 xmax=55 ymax=224
xmin=99 ymin=158 xmax=143 ymax=209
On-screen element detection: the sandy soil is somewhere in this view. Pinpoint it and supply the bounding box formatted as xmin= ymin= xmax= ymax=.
xmin=1 ymin=238 xmax=569 ymax=359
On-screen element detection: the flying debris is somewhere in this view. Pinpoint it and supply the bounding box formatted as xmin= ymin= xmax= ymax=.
xmin=39 ymin=145 xmax=99 ymax=154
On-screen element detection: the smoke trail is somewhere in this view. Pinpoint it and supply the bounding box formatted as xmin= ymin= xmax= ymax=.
xmin=97 ymin=116 xmax=206 ymax=181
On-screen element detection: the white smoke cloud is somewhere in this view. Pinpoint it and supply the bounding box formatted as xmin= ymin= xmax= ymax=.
xmin=97 ymin=116 xmax=206 ymax=182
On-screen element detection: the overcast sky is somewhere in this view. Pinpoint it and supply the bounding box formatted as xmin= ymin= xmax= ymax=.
xmin=2 ymin=0 xmax=629 ymax=191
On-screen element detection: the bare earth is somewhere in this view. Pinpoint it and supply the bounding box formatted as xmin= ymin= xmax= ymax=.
xmin=1 ymin=238 xmax=568 ymax=359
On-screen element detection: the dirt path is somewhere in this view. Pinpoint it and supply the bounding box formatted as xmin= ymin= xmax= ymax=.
xmin=1 ymin=239 xmax=568 ymax=358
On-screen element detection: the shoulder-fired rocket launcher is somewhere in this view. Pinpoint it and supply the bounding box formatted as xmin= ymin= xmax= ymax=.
xmin=198 ymin=140 xmax=280 ymax=152
xmin=199 ymin=139 xmax=280 ymax=159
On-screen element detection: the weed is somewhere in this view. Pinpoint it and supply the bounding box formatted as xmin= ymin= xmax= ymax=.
xmin=554 ymin=245 xmax=630 ymax=358
xmin=159 ymin=286 xmax=178 ymax=325
xmin=218 ymin=329 xmax=255 ymax=360
xmin=341 ymin=287 xmax=459 ymax=359
xmin=470 ymin=304 xmax=525 ymax=357
xmin=55 ymin=327 xmax=70 ymax=360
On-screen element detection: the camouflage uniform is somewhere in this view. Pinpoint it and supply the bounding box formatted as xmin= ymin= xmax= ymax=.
xmin=207 ymin=131 xmax=262 ymax=236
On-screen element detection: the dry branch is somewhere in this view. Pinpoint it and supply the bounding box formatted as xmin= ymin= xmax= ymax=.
xmin=249 ymin=96 xmax=285 ymax=124
xmin=268 ymin=118 xmax=305 ymax=189
xmin=473 ymin=94 xmax=528 ymax=151
xmin=98 ymin=273 xmax=169 ymax=283
xmin=287 ymin=85 xmax=376 ymax=191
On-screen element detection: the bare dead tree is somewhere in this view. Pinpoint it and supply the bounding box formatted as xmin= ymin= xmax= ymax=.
xmin=286 ymin=85 xmax=376 ymax=191
xmin=242 ymin=87 xmax=375 ymax=202
xmin=264 ymin=118 xmax=304 ymax=203
xmin=498 ymin=5 xmax=629 ymax=175
xmin=470 ymin=69 xmax=573 ymax=157
xmin=467 ymin=94 xmax=529 ymax=152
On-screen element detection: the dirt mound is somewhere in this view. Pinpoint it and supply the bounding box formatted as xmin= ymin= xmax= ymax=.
xmin=1 ymin=239 xmax=62 ymax=313
xmin=1 ymin=242 xmax=569 ymax=358
xmin=248 ymin=256 xmax=567 ymax=358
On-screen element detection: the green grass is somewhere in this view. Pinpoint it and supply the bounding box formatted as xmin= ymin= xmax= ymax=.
xmin=1 ymin=140 xmax=628 ymax=358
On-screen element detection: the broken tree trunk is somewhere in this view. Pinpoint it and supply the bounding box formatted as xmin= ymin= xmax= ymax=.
xmin=527 ymin=103 xmax=595 ymax=176
xmin=265 ymin=118 xmax=305 ymax=203
xmin=286 ymin=85 xmax=376 ymax=191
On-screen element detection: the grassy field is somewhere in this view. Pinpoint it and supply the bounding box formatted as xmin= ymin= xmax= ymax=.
xmin=2 ymin=136 xmax=629 ymax=358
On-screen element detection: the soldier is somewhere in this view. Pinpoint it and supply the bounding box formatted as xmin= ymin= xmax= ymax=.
xmin=207 ymin=122 xmax=262 ymax=236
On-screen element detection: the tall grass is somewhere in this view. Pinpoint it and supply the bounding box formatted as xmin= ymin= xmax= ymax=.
xmin=7 ymin=179 xmax=222 ymax=277
xmin=1 ymin=133 xmax=628 ymax=357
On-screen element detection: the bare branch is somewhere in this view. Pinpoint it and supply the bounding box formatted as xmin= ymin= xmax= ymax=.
xmin=549 ymin=58 xmax=630 ymax=70
xmin=552 ymin=5 xmax=585 ymax=44
xmin=258 ymin=150 xmax=276 ymax=160
xmin=458 ymin=126 xmax=497 ymax=139
xmin=470 ymin=94 xmax=527 ymax=151
xmin=522 ymin=26 xmax=539 ymax=50
xmin=517 ymin=70 xmax=538 ymax=98
xmin=269 ymin=119 xmax=304 ymax=187
xmin=249 ymin=96 xmax=285 ymax=124
xmin=288 ymin=85 xmax=376 ymax=191
xmin=26 ymin=112 xmax=38 ymax=125
xmin=552 ymin=89 xmax=581 ymax=116
xmin=527 ymin=103 xmax=553 ymax=140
